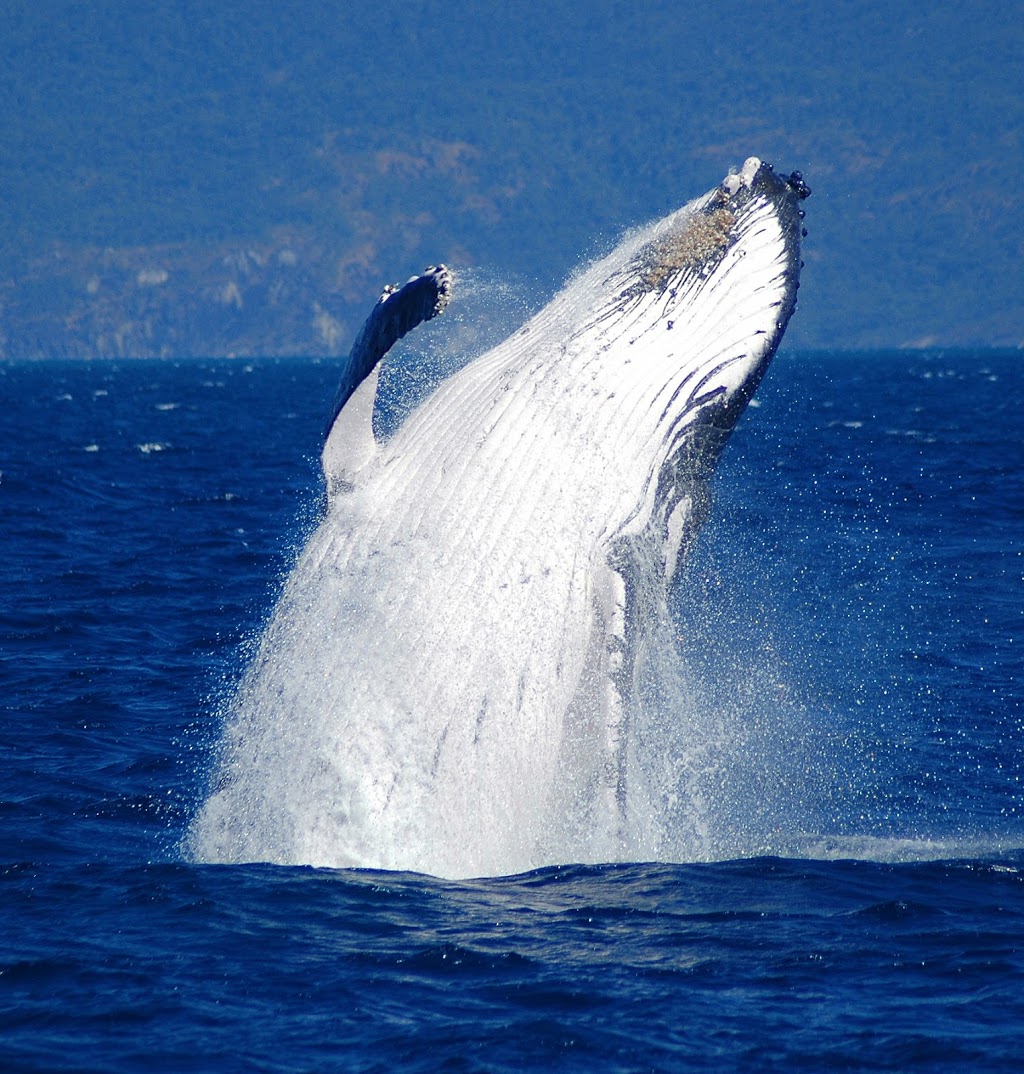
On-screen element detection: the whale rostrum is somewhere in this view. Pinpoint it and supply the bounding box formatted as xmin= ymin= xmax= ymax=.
xmin=190 ymin=157 xmax=810 ymax=878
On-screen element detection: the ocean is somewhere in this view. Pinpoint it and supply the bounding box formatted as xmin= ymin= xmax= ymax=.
xmin=2 ymin=348 xmax=1021 ymax=1071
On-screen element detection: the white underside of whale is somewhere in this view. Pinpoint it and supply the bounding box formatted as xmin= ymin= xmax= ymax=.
xmin=189 ymin=157 xmax=807 ymax=878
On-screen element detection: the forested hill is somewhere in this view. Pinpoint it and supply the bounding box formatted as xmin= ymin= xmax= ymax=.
xmin=2 ymin=0 xmax=1020 ymax=358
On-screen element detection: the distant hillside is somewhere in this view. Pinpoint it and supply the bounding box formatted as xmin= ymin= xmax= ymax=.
xmin=1 ymin=0 xmax=1020 ymax=356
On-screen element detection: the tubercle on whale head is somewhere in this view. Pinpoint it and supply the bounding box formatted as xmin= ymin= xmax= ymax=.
xmin=783 ymin=169 xmax=812 ymax=200
xmin=720 ymin=157 xmax=811 ymax=203
xmin=715 ymin=157 xmax=811 ymax=258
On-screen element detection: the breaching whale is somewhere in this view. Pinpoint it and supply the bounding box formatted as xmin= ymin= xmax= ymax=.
xmin=190 ymin=157 xmax=810 ymax=878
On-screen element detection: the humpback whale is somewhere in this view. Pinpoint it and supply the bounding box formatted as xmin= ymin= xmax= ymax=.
xmin=190 ymin=157 xmax=810 ymax=878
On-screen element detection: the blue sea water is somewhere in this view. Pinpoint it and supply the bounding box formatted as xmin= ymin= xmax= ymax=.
xmin=1 ymin=349 xmax=1022 ymax=1071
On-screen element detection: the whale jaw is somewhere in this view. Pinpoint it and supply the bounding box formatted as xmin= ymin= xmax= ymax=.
xmin=190 ymin=158 xmax=809 ymax=878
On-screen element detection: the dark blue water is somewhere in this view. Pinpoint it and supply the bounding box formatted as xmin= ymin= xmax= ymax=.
xmin=2 ymin=350 xmax=1022 ymax=1071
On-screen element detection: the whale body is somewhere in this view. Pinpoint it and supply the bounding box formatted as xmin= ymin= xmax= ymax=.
xmin=190 ymin=157 xmax=810 ymax=878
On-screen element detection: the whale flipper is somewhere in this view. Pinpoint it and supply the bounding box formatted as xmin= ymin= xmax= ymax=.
xmin=322 ymin=265 xmax=453 ymax=495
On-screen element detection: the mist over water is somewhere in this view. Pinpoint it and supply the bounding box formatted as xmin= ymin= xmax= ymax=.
xmin=165 ymin=237 xmax=1014 ymax=880
xmin=188 ymin=445 xmax=1014 ymax=878
xmin=374 ymin=267 xmax=542 ymax=438
xmin=186 ymin=522 xmax=801 ymax=876
xmin=672 ymin=351 xmax=1024 ymax=865
xmin=186 ymin=269 xmax=1022 ymax=879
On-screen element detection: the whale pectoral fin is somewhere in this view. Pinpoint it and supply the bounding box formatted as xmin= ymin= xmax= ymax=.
xmin=322 ymin=265 xmax=453 ymax=495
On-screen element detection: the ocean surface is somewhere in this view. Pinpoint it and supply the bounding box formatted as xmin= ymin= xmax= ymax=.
xmin=2 ymin=347 xmax=1021 ymax=1071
